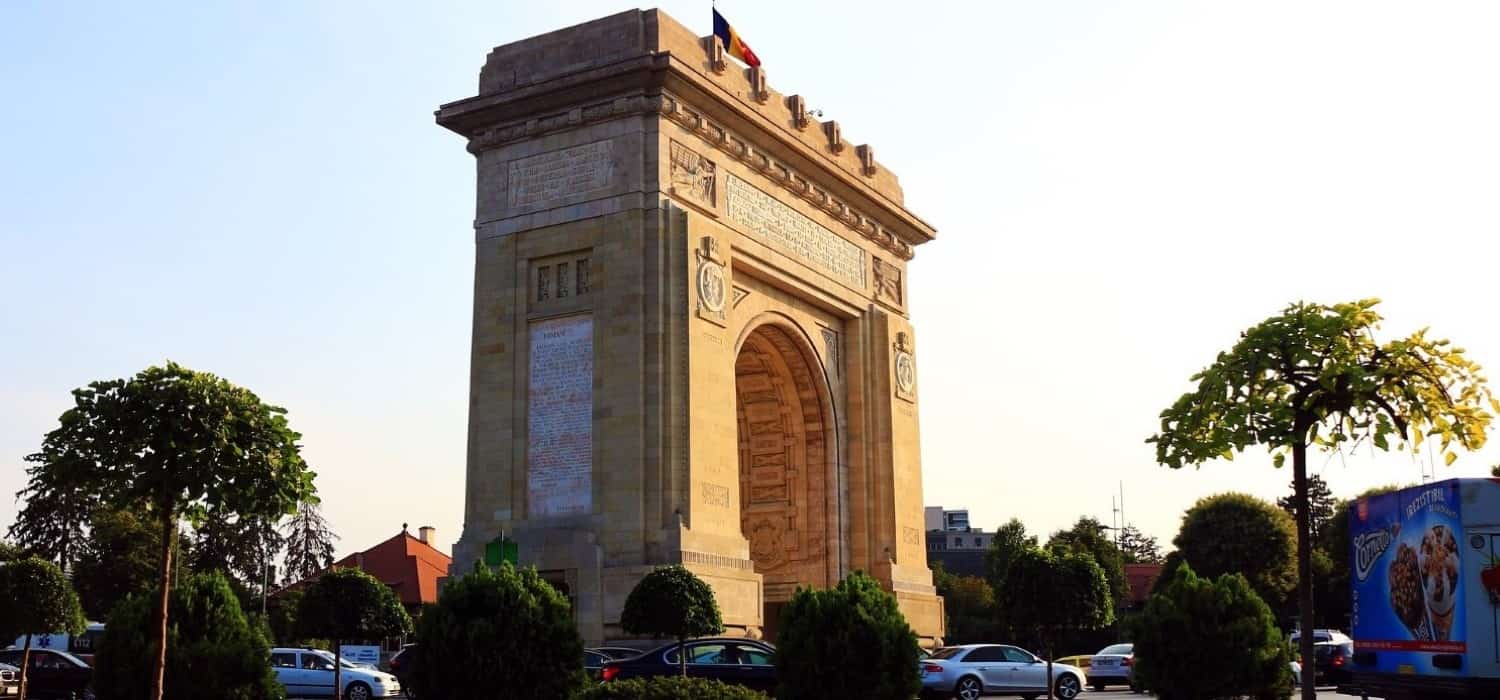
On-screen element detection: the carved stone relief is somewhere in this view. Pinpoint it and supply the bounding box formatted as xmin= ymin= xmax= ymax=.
xmin=669 ymin=140 xmax=716 ymax=209
xmin=893 ymin=331 xmax=916 ymax=403
xmin=695 ymin=236 xmax=727 ymax=326
xmin=873 ymin=257 xmax=903 ymax=307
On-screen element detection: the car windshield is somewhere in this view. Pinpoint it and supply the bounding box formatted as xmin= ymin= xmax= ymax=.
xmin=1097 ymin=644 xmax=1132 ymax=655
xmin=47 ymin=651 xmax=87 ymax=668
xmin=929 ymin=647 xmax=966 ymax=660
xmin=311 ymin=651 xmax=365 ymax=669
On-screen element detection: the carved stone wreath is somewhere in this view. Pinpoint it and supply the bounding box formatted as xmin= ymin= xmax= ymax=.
xmin=696 ymin=236 xmax=727 ymax=326
xmin=894 ymin=332 xmax=916 ymax=401
xmin=749 ymin=519 xmax=785 ymax=569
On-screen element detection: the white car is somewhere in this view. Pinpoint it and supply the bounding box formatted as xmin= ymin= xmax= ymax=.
xmin=920 ymin=644 xmax=1086 ymax=700
xmin=1289 ymin=629 xmax=1351 ymax=645
xmin=1088 ymin=643 xmax=1135 ymax=690
xmin=270 ymin=647 xmax=401 ymax=699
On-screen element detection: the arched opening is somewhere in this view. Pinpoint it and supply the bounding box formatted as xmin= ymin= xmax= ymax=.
xmin=734 ymin=322 xmax=836 ymax=640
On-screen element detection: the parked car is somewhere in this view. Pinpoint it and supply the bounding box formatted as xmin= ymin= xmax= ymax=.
xmin=1088 ymin=643 xmax=1135 ymax=691
xmin=920 ymin=644 xmax=1086 ymax=700
xmin=386 ymin=644 xmax=417 ymax=698
xmin=0 ymin=648 xmax=93 ymax=700
xmin=599 ymin=637 xmax=777 ymax=693
xmin=0 ymin=663 xmax=18 ymax=697
xmin=269 ymin=647 xmax=401 ymax=699
xmin=584 ymin=649 xmax=613 ymax=680
xmin=1053 ymin=655 xmax=1091 ymax=671
xmin=1311 ymin=640 xmax=1353 ymax=686
xmin=1288 ymin=628 xmax=1351 ymax=645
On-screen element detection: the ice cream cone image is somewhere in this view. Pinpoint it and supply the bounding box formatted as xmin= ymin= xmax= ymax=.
xmin=1420 ymin=525 xmax=1460 ymax=642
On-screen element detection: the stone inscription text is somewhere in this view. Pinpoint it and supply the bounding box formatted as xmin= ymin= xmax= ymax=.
xmin=527 ymin=315 xmax=593 ymax=517
xmin=508 ymin=140 xmax=615 ymax=210
xmin=726 ymin=175 xmax=866 ymax=288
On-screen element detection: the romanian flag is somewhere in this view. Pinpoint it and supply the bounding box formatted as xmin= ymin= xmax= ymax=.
xmin=713 ymin=9 xmax=761 ymax=67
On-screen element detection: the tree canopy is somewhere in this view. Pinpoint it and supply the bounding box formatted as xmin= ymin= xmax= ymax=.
xmin=1133 ymin=563 xmax=1291 ymax=700
xmin=1118 ymin=525 xmax=1163 ymax=565
xmin=297 ymin=567 xmax=413 ymax=699
xmin=410 ymin=562 xmax=585 ymax=699
xmin=1048 ymin=517 xmax=1129 ymax=605
xmin=1276 ymin=474 xmax=1337 ymax=543
xmin=621 ymin=565 xmax=723 ymax=675
xmin=774 ymin=571 xmax=920 ymax=700
xmin=1173 ymin=493 xmax=1297 ymax=607
xmin=932 ymin=564 xmax=998 ymax=644
xmin=0 ymin=556 xmax=86 ymax=700
xmin=1148 ymin=299 xmax=1493 ymax=699
xmin=280 ymin=500 xmax=338 ymax=584
xmin=71 ymin=508 xmax=167 ymax=620
xmin=16 ymin=362 xmax=317 ymax=700
xmin=95 ymin=571 xmax=284 ymax=700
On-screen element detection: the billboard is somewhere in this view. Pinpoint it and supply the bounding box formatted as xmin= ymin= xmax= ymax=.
xmin=1351 ymin=481 xmax=1466 ymax=674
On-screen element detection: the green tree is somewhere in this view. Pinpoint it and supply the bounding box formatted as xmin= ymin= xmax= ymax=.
xmin=412 ymin=563 xmax=585 ymax=698
xmin=775 ymin=571 xmax=920 ymax=700
xmin=17 ymin=362 xmax=317 ymax=700
xmin=620 ymin=565 xmax=724 ymax=676
xmin=0 ymin=557 xmax=86 ymax=700
xmin=7 ymin=451 xmax=98 ymax=570
xmin=1119 ymin=525 xmax=1163 ymax=565
xmin=1276 ymin=474 xmax=1338 ymax=543
xmin=297 ymin=568 xmax=413 ymax=698
xmin=280 ymin=500 xmax=338 ymax=584
xmin=1173 ymin=493 xmax=1298 ymax=608
xmin=983 ymin=518 xmax=1036 ymax=636
xmin=0 ymin=541 xmax=21 ymax=562
xmin=1147 ymin=299 xmax=1494 ymax=699
xmin=71 ymin=508 xmax=167 ymax=620
xmin=95 ymin=571 xmax=284 ymax=700
xmin=1134 ymin=563 xmax=1291 ymax=700
xmin=932 ymin=564 xmax=998 ymax=644
xmin=1048 ymin=517 xmax=1129 ymax=606
xmin=999 ymin=547 xmax=1113 ymax=700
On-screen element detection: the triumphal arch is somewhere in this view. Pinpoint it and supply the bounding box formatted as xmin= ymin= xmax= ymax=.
xmin=437 ymin=9 xmax=943 ymax=645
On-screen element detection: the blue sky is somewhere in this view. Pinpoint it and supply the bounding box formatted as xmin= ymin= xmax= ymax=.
xmin=4 ymin=1 xmax=1500 ymax=556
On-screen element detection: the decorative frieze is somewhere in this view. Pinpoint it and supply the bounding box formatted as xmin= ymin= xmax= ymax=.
xmin=726 ymin=175 xmax=866 ymax=289
xmin=669 ymin=140 xmax=716 ymax=209
xmin=873 ymin=257 xmax=903 ymax=307
xmin=465 ymin=93 xmax=917 ymax=261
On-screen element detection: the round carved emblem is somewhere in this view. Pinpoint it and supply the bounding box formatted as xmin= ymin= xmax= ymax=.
xmin=698 ymin=261 xmax=726 ymax=313
xmin=749 ymin=519 xmax=784 ymax=567
xmin=894 ymin=351 xmax=916 ymax=394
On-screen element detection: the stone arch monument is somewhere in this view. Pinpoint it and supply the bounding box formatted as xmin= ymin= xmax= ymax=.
xmin=437 ymin=8 xmax=943 ymax=646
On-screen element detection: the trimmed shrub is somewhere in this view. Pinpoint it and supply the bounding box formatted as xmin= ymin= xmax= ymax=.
xmin=297 ymin=567 xmax=413 ymax=697
xmin=1134 ymin=563 xmax=1292 ymax=700
xmin=94 ymin=571 xmax=283 ymax=700
xmin=620 ymin=565 xmax=723 ymax=676
xmin=1174 ymin=492 xmax=1298 ymax=607
xmin=410 ymin=562 xmax=585 ymax=698
xmin=774 ymin=571 xmax=920 ymax=700
xmin=573 ymin=676 xmax=767 ymax=700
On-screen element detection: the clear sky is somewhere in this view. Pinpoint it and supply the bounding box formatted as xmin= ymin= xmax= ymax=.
xmin=4 ymin=1 xmax=1499 ymax=558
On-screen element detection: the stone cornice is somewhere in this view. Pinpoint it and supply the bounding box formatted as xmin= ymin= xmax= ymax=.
xmin=456 ymin=90 xmax=916 ymax=261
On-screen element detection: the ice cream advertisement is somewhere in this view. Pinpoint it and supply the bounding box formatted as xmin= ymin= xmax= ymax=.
xmin=1351 ymin=481 xmax=1466 ymax=674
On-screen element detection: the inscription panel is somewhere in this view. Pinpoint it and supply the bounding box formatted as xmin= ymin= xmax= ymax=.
xmin=527 ymin=314 xmax=593 ymax=517
xmin=726 ymin=175 xmax=866 ymax=289
xmin=508 ymin=140 xmax=615 ymax=210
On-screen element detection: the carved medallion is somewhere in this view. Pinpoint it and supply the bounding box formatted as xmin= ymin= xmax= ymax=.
xmin=695 ymin=237 xmax=727 ymax=326
xmin=670 ymin=140 xmax=716 ymax=209
xmin=749 ymin=518 xmax=785 ymax=568
xmin=894 ymin=332 xmax=916 ymax=402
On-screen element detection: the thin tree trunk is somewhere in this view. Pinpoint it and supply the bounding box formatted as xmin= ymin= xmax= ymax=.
xmin=18 ymin=634 xmax=31 ymax=700
xmin=1292 ymin=438 xmax=1316 ymax=700
xmin=150 ymin=511 xmax=175 ymax=700
xmin=335 ymin=639 xmax=343 ymax=700
xmin=678 ymin=635 xmax=687 ymax=677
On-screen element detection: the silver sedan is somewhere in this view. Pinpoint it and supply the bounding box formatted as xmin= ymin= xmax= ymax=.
xmin=920 ymin=644 xmax=1086 ymax=700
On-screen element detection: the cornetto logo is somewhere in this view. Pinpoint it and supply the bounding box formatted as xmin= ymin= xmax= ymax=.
xmin=1355 ymin=529 xmax=1392 ymax=582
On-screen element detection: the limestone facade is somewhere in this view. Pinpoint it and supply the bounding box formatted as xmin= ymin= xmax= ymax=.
xmin=436 ymin=8 xmax=944 ymax=646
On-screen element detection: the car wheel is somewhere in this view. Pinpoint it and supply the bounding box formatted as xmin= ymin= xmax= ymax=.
xmin=1055 ymin=673 xmax=1081 ymax=700
xmin=953 ymin=675 xmax=983 ymax=700
xmin=344 ymin=681 xmax=372 ymax=700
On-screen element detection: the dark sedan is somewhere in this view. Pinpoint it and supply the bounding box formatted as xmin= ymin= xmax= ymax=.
xmin=600 ymin=638 xmax=776 ymax=693
xmin=0 ymin=649 xmax=93 ymax=700
xmin=1312 ymin=641 xmax=1353 ymax=686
